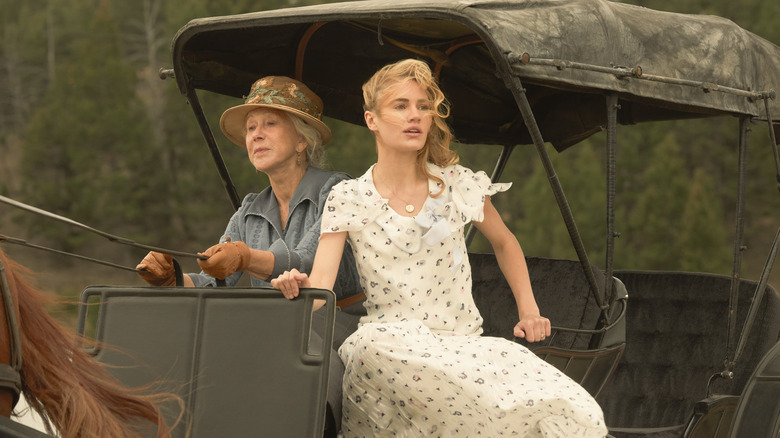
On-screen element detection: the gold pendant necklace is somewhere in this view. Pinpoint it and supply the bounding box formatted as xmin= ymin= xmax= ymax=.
xmin=391 ymin=193 xmax=415 ymax=213
xmin=375 ymin=167 xmax=419 ymax=214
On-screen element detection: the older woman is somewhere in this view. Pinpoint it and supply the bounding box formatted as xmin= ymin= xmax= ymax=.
xmin=137 ymin=76 xmax=360 ymax=298
xmin=136 ymin=76 xmax=364 ymax=437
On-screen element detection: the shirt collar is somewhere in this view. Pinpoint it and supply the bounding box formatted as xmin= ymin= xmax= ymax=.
xmin=246 ymin=166 xmax=324 ymax=222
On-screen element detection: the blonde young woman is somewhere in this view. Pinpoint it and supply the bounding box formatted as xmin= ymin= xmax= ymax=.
xmin=272 ymin=60 xmax=607 ymax=437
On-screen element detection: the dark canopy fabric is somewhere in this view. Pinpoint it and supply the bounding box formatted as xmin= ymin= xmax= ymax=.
xmin=171 ymin=0 xmax=780 ymax=148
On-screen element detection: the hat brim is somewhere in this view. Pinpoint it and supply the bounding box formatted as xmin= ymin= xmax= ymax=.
xmin=219 ymin=103 xmax=332 ymax=148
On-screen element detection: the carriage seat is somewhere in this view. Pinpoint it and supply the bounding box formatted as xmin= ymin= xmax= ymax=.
xmin=470 ymin=253 xmax=625 ymax=349
xmin=598 ymin=270 xmax=780 ymax=437
xmin=469 ymin=253 xmax=627 ymax=398
xmin=77 ymin=287 xmax=337 ymax=438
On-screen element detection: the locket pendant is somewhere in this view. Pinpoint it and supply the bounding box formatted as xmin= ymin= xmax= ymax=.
xmin=405 ymin=204 xmax=415 ymax=213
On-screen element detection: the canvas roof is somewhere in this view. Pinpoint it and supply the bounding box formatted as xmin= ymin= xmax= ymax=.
xmin=171 ymin=0 xmax=780 ymax=148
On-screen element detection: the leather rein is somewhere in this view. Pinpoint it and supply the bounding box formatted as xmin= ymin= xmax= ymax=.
xmin=0 ymin=259 xmax=22 ymax=410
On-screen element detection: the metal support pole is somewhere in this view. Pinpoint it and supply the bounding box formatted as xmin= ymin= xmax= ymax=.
xmin=499 ymin=60 xmax=605 ymax=311
xmin=725 ymin=116 xmax=750 ymax=372
xmin=733 ymin=227 xmax=779 ymax=364
xmin=604 ymin=93 xmax=619 ymax=310
xmin=185 ymin=87 xmax=242 ymax=211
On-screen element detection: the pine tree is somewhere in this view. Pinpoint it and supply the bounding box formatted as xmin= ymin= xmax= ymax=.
xmin=678 ymin=168 xmax=732 ymax=273
xmin=20 ymin=0 xmax=149 ymax=252
xmin=620 ymin=132 xmax=689 ymax=270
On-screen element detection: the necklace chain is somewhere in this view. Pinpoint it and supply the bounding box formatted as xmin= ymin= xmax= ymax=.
xmin=374 ymin=167 xmax=422 ymax=214
xmin=389 ymin=191 xmax=416 ymax=213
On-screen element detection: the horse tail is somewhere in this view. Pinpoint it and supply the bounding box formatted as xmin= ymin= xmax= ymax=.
xmin=1 ymin=251 xmax=182 ymax=438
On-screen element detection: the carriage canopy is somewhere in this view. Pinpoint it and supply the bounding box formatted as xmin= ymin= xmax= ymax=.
xmin=171 ymin=0 xmax=780 ymax=150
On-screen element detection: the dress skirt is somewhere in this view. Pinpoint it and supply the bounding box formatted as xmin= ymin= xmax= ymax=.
xmin=339 ymin=320 xmax=607 ymax=438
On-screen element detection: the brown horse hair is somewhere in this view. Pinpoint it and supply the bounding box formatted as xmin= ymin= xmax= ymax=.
xmin=0 ymin=249 xmax=183 ymax=438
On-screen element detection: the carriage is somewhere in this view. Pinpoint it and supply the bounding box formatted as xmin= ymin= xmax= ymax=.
xmin=2 ymin=0 xmax=779 ymax=437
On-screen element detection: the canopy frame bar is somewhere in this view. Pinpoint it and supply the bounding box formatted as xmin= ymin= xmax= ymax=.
xmin=512 ymin=53 xmax=777 ymax=102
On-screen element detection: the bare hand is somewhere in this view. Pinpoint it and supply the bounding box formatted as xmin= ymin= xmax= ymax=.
xmin=197 ymin=241 xmax=251 ymax=279
xmin=136 ymin=252 xmax=176 ymax=286
xmin=271 ymin=269 xmax=311 ymax=300
xmin=514 ymin=314 xmax=551 ymax=343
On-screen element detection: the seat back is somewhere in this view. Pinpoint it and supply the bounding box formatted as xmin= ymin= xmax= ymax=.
xmin=77 ymin=286 xmax=336 ymax=438
xmin=470 ymin=254 xmax=627 ymax=399
xmin=598 ymin=271 xmax=780 ymax=430
xmin=470 ymin=254 xmax=622 ymax=350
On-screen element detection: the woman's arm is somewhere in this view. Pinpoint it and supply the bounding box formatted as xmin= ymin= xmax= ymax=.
xmin=271 ymin=232 xmax=347 ymax=309
xmin=241 ymin=249 xmax=275 ymax=280
xmin=198 ymin=174 xmax=346 ymax=283
xmin=472 ymin=197 xmax=550 ymax=342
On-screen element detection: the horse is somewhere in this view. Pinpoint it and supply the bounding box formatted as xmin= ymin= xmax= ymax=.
xmin=0 ymin=248 xmax=182 ymax=438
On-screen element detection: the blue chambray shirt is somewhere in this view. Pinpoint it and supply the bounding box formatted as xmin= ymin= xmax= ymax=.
xmin=189 ymin=166 xmax=362 ymax=300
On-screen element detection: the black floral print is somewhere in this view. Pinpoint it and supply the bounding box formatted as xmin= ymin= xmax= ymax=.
xmin=322 ymin=164 xmax=607 ymax=437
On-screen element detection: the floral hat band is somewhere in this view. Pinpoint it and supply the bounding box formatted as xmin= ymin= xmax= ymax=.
xmin=220 ymin=76 xmax=332 ymax=147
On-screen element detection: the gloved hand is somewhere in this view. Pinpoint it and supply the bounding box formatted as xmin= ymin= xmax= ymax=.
xmin=197 ymin=240 xmax=251 ymax=280
xmin=136 ymin=252 xmax=176 ymax=286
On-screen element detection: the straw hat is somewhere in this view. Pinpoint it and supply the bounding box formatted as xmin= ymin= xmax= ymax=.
xmin=220 ymin=76 xmax=332 ymax=147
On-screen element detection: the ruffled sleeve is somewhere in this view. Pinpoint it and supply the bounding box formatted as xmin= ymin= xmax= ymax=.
xmin=427 ymin=164 xmax=511 ymax=232
xmin=407 ymin=164 xmax=510 ymax=274
xmin=321 ymin=176 xmax=387 ymax=234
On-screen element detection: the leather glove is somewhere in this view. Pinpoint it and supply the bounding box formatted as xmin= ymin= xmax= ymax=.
xmin=136 ymin=252 xmax=176 ymax=286
xmin=197 ymin=240 xmax=251 ymax=280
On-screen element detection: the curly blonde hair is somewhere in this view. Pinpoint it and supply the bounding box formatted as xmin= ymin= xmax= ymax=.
xmin=362 ymin=59 xmax=459 ymax=195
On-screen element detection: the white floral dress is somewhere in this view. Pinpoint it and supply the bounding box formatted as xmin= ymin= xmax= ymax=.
xmin=322 ymin=163 xmax=607 ymax=437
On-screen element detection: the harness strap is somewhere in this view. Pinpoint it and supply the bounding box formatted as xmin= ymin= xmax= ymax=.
xmin=172 ymin=258 xmax=184 ymax=287
xmin=0 ymin=365 xmax=21 ymax=408
xmin=172 ymin=257 xmax=226 ymax=287
xmin=1 ymin=234 xmax=139 ymax=273
xmin=0 ymin=195 xmax=206 ymax=260
xmin=0 ymin=260 xmax=22 ymax=410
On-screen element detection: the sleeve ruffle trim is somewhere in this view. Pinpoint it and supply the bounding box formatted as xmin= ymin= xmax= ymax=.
xmin=430 ymin=163 xmax=511 ymax=230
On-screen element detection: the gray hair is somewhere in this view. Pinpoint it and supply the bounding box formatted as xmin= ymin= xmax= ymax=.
xmin=286 ymin=113 xmax=325 ymax=168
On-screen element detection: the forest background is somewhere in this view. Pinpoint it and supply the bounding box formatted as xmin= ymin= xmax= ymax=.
xmin=0 ymin=0 xmax=778 ymax=324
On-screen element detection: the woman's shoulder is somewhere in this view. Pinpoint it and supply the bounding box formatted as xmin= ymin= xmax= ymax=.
xmin=239 ymin=191 xmax=264 ymax=207
xmin=236 ymin=190 xmax=272 ymax=216
xmin=305 ymin=166 xmax=353 ymax=187
xmin=437 ymin=162 xmax=474 ymax=176
xmin=428 ymin=162 xmax=485 ymax=187
xmin=302 ymin=167 xmax=356 ymax=203
xmin=326 ymin=177 xmax=362 ymax=203
xmin=329 ymin=165 xmax=375 ymax=193
xmin=321 ymin=166 xmax=381 ymax=233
